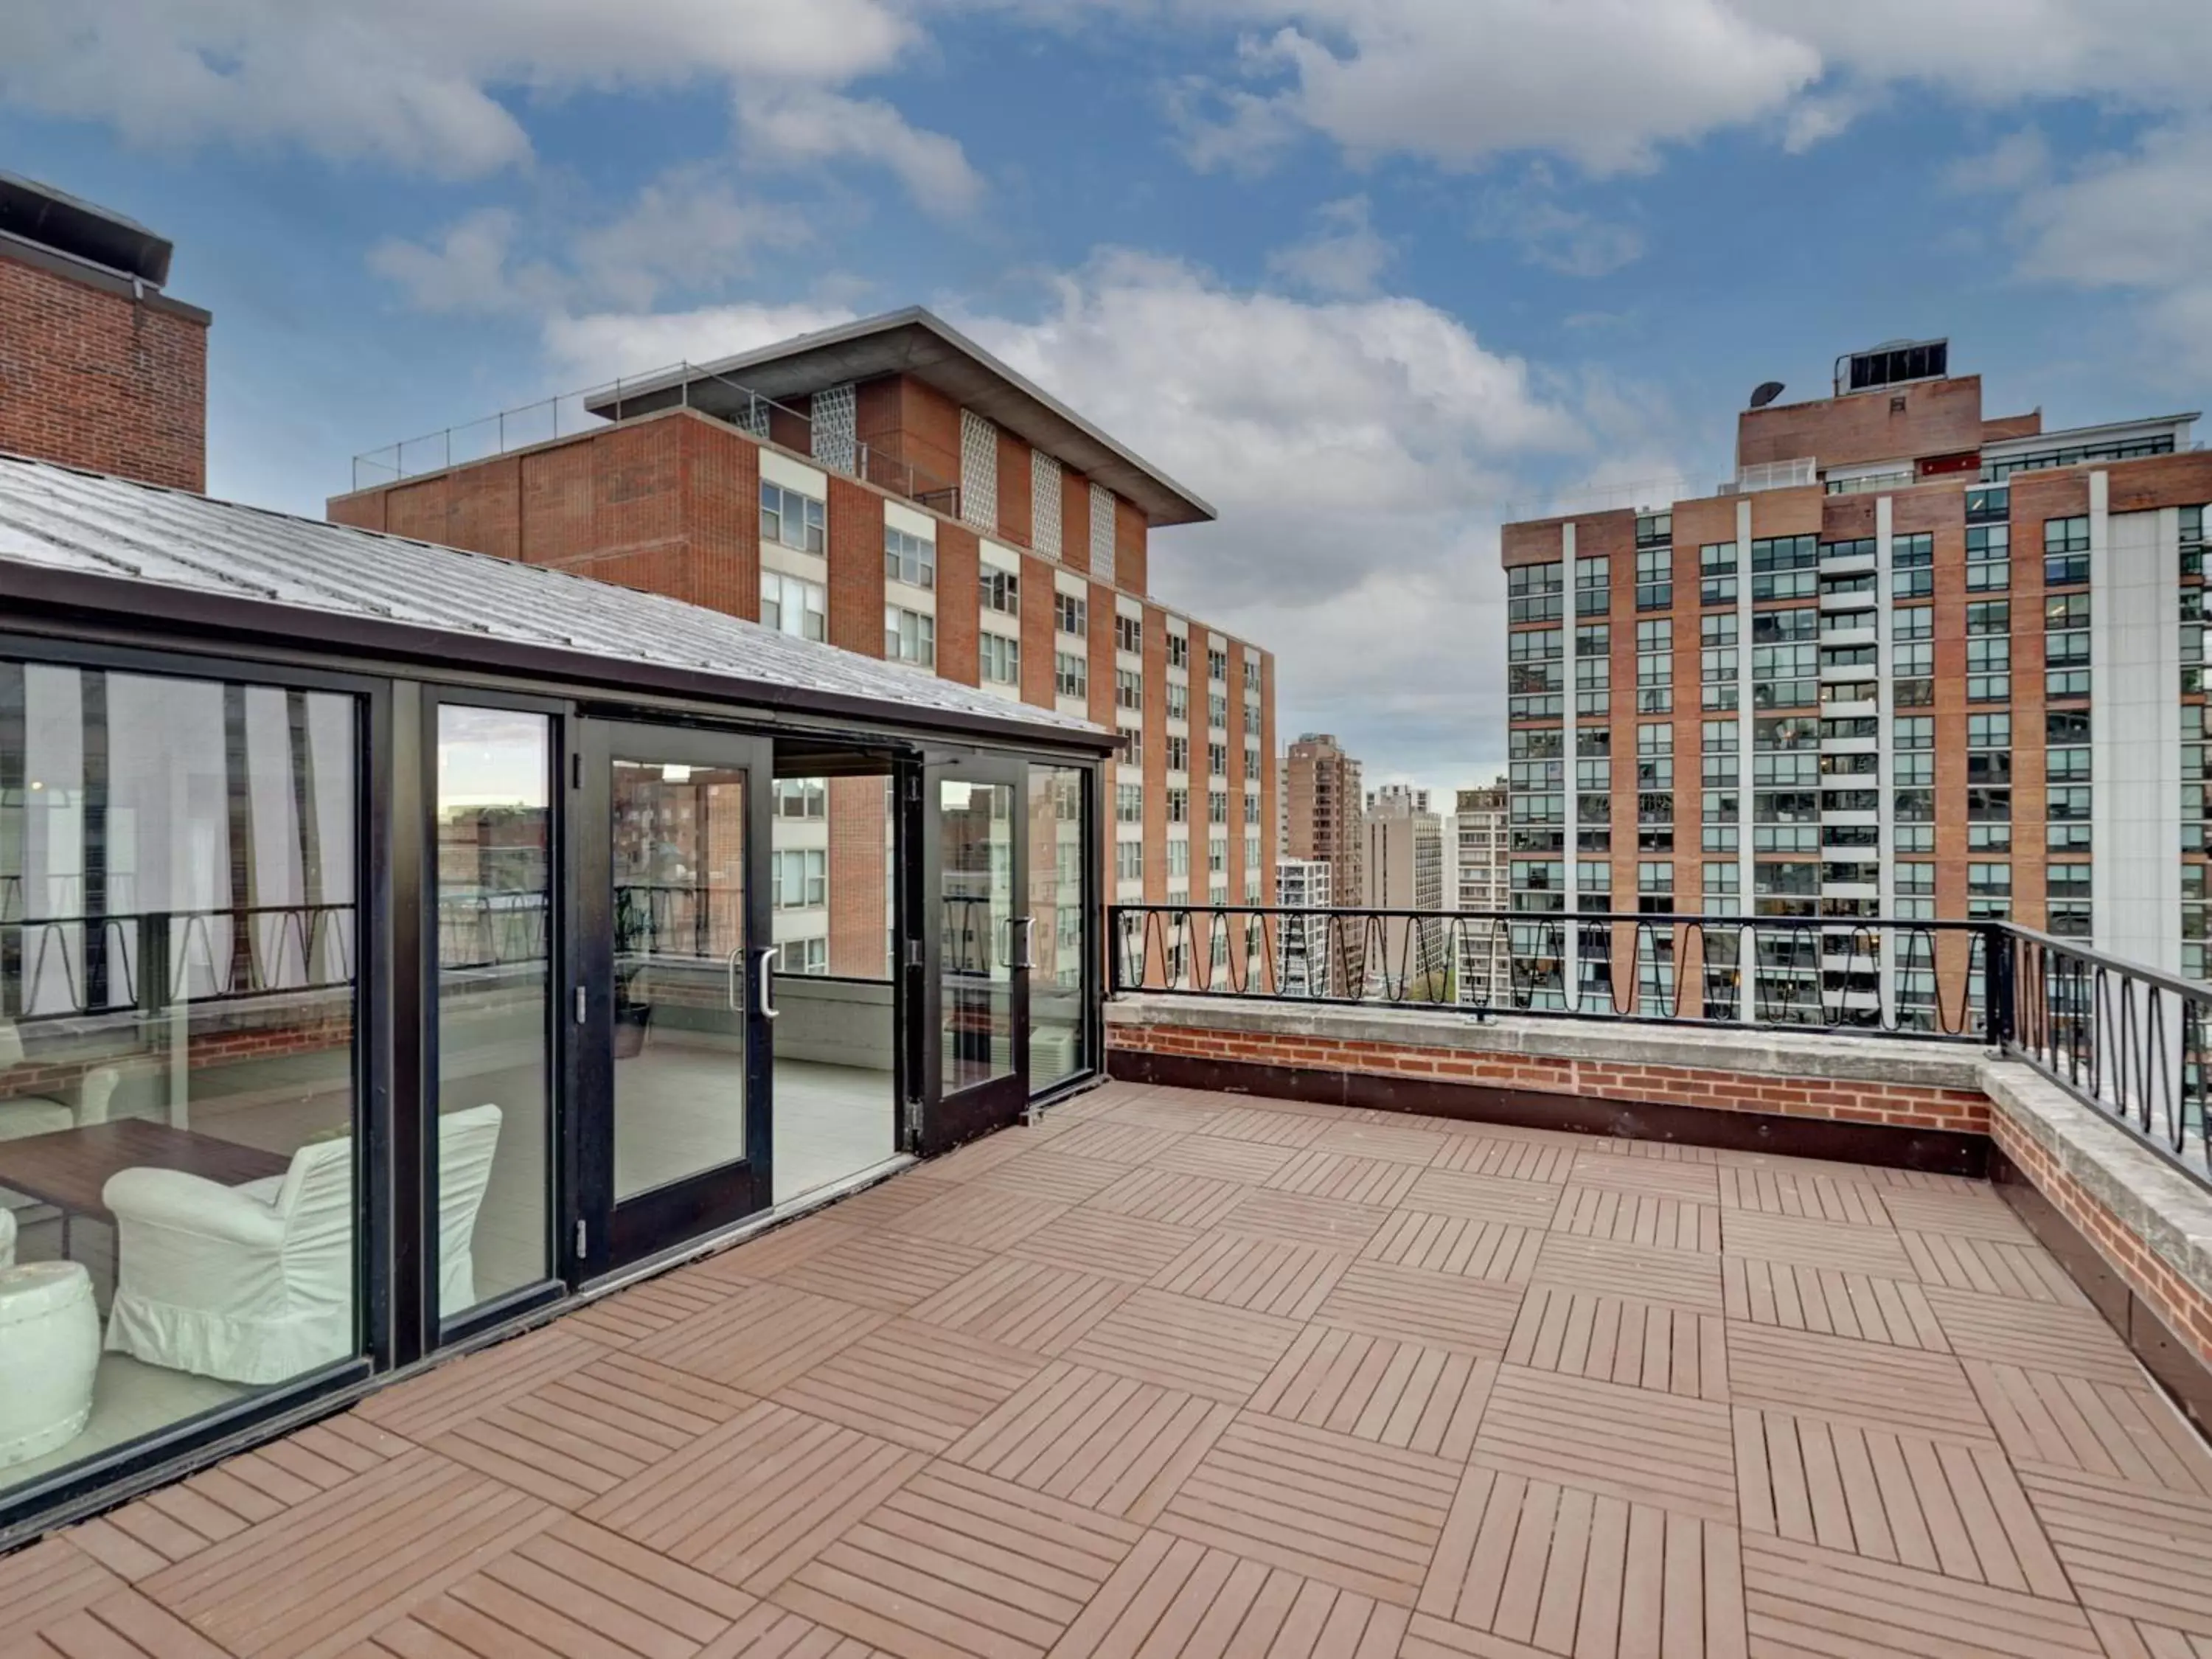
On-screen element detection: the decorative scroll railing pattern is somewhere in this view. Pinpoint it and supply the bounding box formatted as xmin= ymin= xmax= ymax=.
xmin=1109 ymin=904 xmax=2212 ymax=1193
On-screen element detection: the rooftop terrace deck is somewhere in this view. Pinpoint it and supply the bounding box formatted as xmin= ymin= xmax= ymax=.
xmin=4 ymin=1081 xmax=2205 ymax=1659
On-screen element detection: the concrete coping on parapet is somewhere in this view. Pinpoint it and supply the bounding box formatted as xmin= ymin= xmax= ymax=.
xmin=1105 ymin=992 xmax=2212 ymax=1310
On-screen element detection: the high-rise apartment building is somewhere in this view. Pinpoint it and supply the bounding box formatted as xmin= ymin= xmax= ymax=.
xmin=331 ymin=308 xmax=1277 ymax=985
xmin=1284 ymin=733 xmax=1363 ymax=897
xmin=1455 ymin=779 xmax=1511 ymax=1006
xmin=1363 ymin=785 xmax=1447 ymax=992
xmin=1501 ymin=337 xmax=2211 ymax=1022
xmin=1274 ymin=857 xmax=1333 ymax=996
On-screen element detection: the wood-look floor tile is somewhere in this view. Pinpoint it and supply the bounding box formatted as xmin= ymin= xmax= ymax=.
xmin=1251 ymin=1324 xmax=1495 ymax=1459
xmin=1053 ymin=1533 xmax=1411 ymax=1659
xmin=1472 ymin=1367 xmax=1737 ymax=1524
xmin=1505 ymin=1287 xmax=1728 ymax=1402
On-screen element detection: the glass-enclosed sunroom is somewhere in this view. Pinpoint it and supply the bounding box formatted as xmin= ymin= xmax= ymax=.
xmin=0 ymin=453 xmax=1109 ymax=1541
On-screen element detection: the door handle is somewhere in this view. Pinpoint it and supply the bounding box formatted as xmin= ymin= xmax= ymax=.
xmin=756 ymin=947 xmax=780 ymax=1020
xmin=1013 ymin=915 xmax=1034 ymax=971
xmin=726 ymin=947 xmax=742 ymax=1012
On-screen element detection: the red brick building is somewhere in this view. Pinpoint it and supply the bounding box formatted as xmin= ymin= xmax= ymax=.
xmin=0 ymin=173 xmax=208 ymax=490
xmin=330 ymin=309 xmax=1278 ymax=984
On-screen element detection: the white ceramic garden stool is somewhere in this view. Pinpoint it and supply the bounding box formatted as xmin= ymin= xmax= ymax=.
xmin=0 ymin=1261 xmax=99 ymax=1467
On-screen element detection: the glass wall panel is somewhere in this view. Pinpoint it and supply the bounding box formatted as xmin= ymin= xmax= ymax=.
xmin=939 ymin=779 xmax=1012 ymax=1093
xmin=434 ymin=708 xmax=551 ymax=1321
xmin=1029 ymin=767 xmax=1088 ymax=1090
xmin=0 ymin=658 xmax=358 ymax=1499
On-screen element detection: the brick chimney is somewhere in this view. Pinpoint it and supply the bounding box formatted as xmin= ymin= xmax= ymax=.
xmin=0 ymin=173 xmax=209 ymax=490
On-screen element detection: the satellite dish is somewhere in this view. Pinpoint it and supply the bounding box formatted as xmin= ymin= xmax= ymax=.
xmin=1749 ymin=381 xmax=1786 ymax=410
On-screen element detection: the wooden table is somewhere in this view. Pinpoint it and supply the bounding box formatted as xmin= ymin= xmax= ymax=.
xmin=0 ymin=1119 xmax=291 ymax=1234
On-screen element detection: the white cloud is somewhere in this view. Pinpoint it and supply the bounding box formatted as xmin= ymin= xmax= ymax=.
xmin=369 ymin=208 xmax=540 ymax=314
xmin=735 ymin=88 xmax=985 ymax=215
xmin=1 ymin=0 xmax=917 ymax=175
xmin=1472 ymin=173 xmax=1645 ymax=278
xmin=1266 ymin=195 xmax=1392 ymax=296
xmin=542 ymin=299 xmax=862 ymax=385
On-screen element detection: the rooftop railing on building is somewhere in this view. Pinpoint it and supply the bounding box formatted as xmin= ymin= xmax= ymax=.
xmin=349 ymin=363 xmax=964 ymax=518
xmin=1110 ymin=901 xmax=2212 ymax=1193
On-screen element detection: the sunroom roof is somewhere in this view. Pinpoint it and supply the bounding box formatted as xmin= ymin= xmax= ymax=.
xmin=0 ymin=452 xmax=1108 ymax=748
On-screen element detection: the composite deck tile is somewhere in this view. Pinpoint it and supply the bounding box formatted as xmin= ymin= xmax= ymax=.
xmin=431 ymin=1351 xmax=756 ymax=1507
xmin=352 ymin=1324 xmax=604 ymax=1442
xmin=906 ymin=1257 xmax=1133 ymax=1355
xmin=697 ymin=1602 xmax=890 ymax=1659
xmin=2020 ymin=1464 xmax=2212 ymax=1638
xmin=1715 ymin=1165 xmax=1888 ymax=1225
xmin=827 ymin=1172 xmax=963 ymax=1225
xmin=638 ymin=1282 xmax=890 ymax=1395
xmin=1065 ymin=1287 xmax=1304 ymax=1402
xmin=1144 ymin=1134 xmax=1302 ymax=1186
xmin=1401 ymin=1169 xmax=1565 ymax=1231
xmin=1104 ymin=1093 xmax=1235 ymax=1132
xmin=1727 ymin=1323 xmax=1995 ymax=1444
xmin=140 ymin=1447 xmax=555 ymax=1658
xmin=1719 ymin=1211 xmax=1913 ymax=1279
xmin=1529 ymin=1234 xmax=1724 ymax=1313
xmin=1925 ymin=1286 xmax=2146 ymax=1385
xmin=1312 ymin=1261 xmax=1523 ymax=1357
xmin=971 ymin=1149 xmax=1136 ymax=1206
xmin=1584 ymin=1138 xmax=1719 ymax=1164
xmin=1427 ymin=1135 xmax=1574 ymax=1184
xmin=2083 ymin=1611 xmax=2212 ymax=1659
xmin=1156 ymin=1415 xmax=1461 ymax=1606
xmin=1718 ymin=1258 xmax=1949 ymax=1349
xmin=773 ymin=1318 xmax=1046 ymax=1452
xmin=1249 ymin=1324 xmax=1496 ymax=1459
xmin=7 ymin=1587 xmax=234 ymax=1659
xmin=1418 ymin=1466 xmax=1747 ymax=1658
xmin=1472 ymin=1367 xmax=1737 ymax=1524
xmin=1739 ymin=1530 xmax=2101 ymax=1658
xmin=929 ymin=1128 xmax=1060 ymax=1182
xmin=942 ymin=1360 xmax=1237 ymax=1523
xmin=1361 ymin=1211 xmax=1543 ymax=1284
xmin=565 ymin=1272 xmax=734 ymax=1346
xmin=771 ymin=1465 xmax=1142 ymax=1659
xmin=1048 ymin=1532 xmax=1410 ymax=1659
xmin=1189 ymin=1105 xmax=1336 ymax=1149
xmin=1504 ymin=1287 xmax=1728 ymax=1402
xmin=1734 ymin=1407 xmax=2072 ymax=1596
xmin=1309 ymin=1120 xmax=1452 ymax=1167
xmin=1048 ymin=1120 xmax=1194 ymax=1166
xmin=1214 ymin=1188 xmax=1395 ymax=1251
xmin=1548 ymin=1188 xmax=1720 ymax=1253
xmin=1968 ymin=1363 xmax=2212 ymax=1494
xmin=582 ymin=1400 xmax=925 ymax=1593
xmin=1083 ymin=1167 xmax=1249 ymax=1230
xmin=1903 ymin=1231 xmax=2094 ymax=1305
xmin=1014 ymin=1207 xmax=1208 ymax=1282
xmin=1150 ymin=1231 xmax=1354 ymax=1320
xmin=1565 ymin=1152 xmax=1722 ymax=1204
xmin=1261 ymin=1150 xmax=1423 ymax=1208
xmin=769 ymin=1230 xmax=995 ymax=1312
xmin=0 ymin=1537 xmax=125 ymax=1632
xmin=343 ymin=1514 xmax=758 ymax=1658
xmin=892 ymin=1186 xmax=1072 ymax=1252
xmin=706 ymin=1213 xmax=870 ymax=1281
xmin=1879 ymin=1187 xmax=2039 ymax=1242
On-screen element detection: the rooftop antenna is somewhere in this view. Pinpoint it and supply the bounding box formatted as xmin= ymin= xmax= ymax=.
xmin=1748 ymin=380 xmax=1785 ymax=410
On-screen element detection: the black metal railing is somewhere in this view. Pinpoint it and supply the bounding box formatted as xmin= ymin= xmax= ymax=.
xmin=1108 ymin=904 xmax=2212 ymax=1189
xmin=4 ymin=902 xmax=356 ymax=1021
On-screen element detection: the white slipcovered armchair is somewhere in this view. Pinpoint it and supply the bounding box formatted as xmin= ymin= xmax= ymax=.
xmin=0 ymin=1204 xmax=13 ymax=1269
xmin=0 ymin=1020 xmax=120 ymax=1141
xmin=102 ymin=1105 xmax=504 ymax=1385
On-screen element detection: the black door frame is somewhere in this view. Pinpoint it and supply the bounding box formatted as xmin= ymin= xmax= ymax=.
xmin=919 ymin=752 xmax=1031 ymax=1152
xmin=573 ymin=718 xmax=776 ymax=1278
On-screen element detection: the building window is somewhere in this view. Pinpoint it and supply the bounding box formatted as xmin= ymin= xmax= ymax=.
xmin=1967 ymin=861 xmax=2012 ymax=920
xmin=776 ymin=778 xmax=826 ymax=818
xmin=1119 ymin=724 xmax=1143 ymax=767
xmin=1509 ymin=561 xmax=1565 ymax=624
xmin=1208 ymin=742 xmax=1228 ymax=773
xmin=760 ymin=479 xmax=826 ymax=553
xmin=1635 ymin=619 xmax=1672 ymax=714
xmin=981 ymin=565 xmax=1019 ymax=616
xmin=1056 ymin=651 xmax=1088 ymax=699
xmin=1576 ymin=555 xmax=1610 ymax=617
xmin=1750 ymin=535 xmax=1818 ymax=602
xmin=1116 ymin=839 xmax=1143 ymax=881
xmin=774 ymin=848 xmax=828 ymax=908
xmin=1245 ymin=790 xmax=1260 ymax=825
xmin=2045 ymin=516 xmax=2091 ymax=587
xmin=1166 ymin=682 xmax=1189 ymax=721
xmin=1963 ymin=524 xmax=2008 ymax=593
xmin=1056 ymin=591 xmax=1088 ymax=636
xmin=1116 ymin=612 xmax=1141 ymax=653
xmin=1635 ymin=512 xmax=1672 ymax=549
xmin=1166 ymin=734 xmax=1189 ymax=773
xmin=1208 ymin=787 xmax=1229 ymax=821
xmin=980 ymin=632 xmax=1019 ymax=685
xmin=1166 ymin=839 xmax=1190 ymax=877
xmin=1116 ymin=668 xmax=1143 ymax=712
xmin=1167 ymin=788 xmax=1189 ymax=824
xmin=1208 ymin=692 xmax=1229 ymax=729
xmin=884 ymin=525 xmax=935 ymax=588
xmin=1700 ymin=543 xmax=1738 ymax=607
xmin=1116 ymin=783 xmax=1143 ymax=822
xmin=885 ymin=605 xmax=935 ymax=667
xmin=1207 ymin=647 xmax=1228 ymax=681
xmin=1167 ymin=633 xmax=1190 ymax=669
xmin=761 ymin=570 xmax=827 ymax=641
xmin=1893 ymin=531 xmax=1935 ymax=599
xmin=777 ymin=936 xmax=829 ymax=975
xmin=1636 ymin=547 xmax=1672 ymax=611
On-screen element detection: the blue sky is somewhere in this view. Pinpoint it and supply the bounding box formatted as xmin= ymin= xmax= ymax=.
xmin=7 ymin=1 xmax=2212 ymax=796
